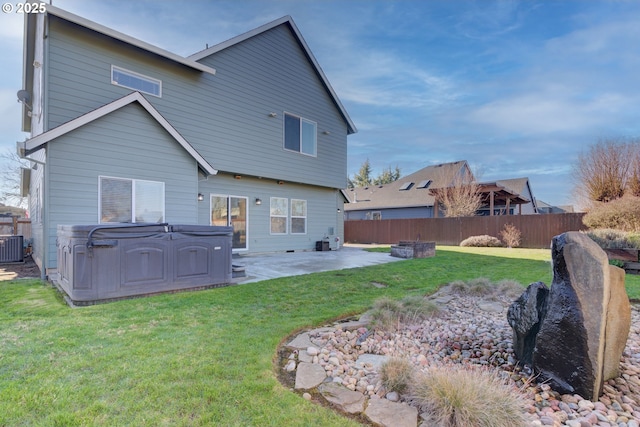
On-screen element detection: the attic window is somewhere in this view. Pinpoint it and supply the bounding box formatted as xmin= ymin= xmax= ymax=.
xmin=399 ymin=182 xmax=414 ymax=191
xmin=111 ymin=65 xmax=162 ymax=97
xmin=417 ymin=180 xmax=432 ymax=189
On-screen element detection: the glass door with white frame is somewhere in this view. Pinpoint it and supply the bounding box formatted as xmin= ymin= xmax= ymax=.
xmin=211 ymin=195 xmax=247 ymax=250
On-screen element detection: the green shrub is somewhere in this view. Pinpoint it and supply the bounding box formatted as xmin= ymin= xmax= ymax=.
xmin=610 ymin=259 xmax=625 ymax=268
xmin=379 ymin=358 xmax=415 ymax=394
xmin=412 ymin=366 xmax=527 ymax=427
xmin=500 ymin=223 xmax=522 ymax=248
xmin=459 ymin=235 xmax=503 ymax=247
xmin=369 ymin=295 xmax=439 ymax=330
xmin=583 ymin=196 xmax=640 ymax=232
xmin=583 ymin=228 xmax=640 ymax=249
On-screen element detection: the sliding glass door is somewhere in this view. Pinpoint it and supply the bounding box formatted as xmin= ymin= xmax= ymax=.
xmin=211 ymin=195 xmax=247 ymax=250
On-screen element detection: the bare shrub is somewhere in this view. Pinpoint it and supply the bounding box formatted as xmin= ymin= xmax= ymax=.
xmin=412 ymin=366 xmax=527 ymax=427
xmin=370 ymin=295 xmax=439 ymax=331
xmin=583 ymin=228 xmax=640 ymax=249
xmin=379 ymin=358 xmax=415 ymax=394
xmin=445 ymin=278 xmax=523 ymax=299
xmin=573 ymin=138 xmax=634 ymax=204
xmin=459 ymin=235 xmax=503 ymax=247
xmin=583 ymin=196 xmax=640 ymax=232
xmin=500 ymin=223 xmax=521 ymax=248
xmin=431 ymin=165 xmax=483 ymax=217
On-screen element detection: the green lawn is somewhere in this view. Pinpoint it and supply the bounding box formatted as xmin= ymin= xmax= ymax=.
xmin=1 ymin=246 xmax=638 ymax=426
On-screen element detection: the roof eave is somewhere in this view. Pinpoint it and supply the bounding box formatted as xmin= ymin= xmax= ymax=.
xmin=22 ymin=92 xmax=218 ymax=177
xmin=44 ymin=3 xmax=216 ymax=75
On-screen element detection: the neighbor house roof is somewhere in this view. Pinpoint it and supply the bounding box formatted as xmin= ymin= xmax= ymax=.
xmin=344 ymin=161 xmax=470 ymax=211
xmin=20 ymin=92 xmax=218 ymax=176
xmin=189 ymin=16 xmax=357 ymax=135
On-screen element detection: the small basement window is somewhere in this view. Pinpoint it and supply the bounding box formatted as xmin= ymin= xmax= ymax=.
xmin=111 ymin=65 xmax=162 ymax=97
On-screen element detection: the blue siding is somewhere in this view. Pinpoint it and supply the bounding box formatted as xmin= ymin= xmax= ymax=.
xmin=197 ymin=174 xmax=342 ymax=253
xmin=45 ymin=17 xmax=348 ymax=189
xmin=43 ymin=103 xmax=198 ymax=270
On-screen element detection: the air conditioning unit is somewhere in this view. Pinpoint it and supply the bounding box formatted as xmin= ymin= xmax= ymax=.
xmin=328 ymin=235 xmax=340 ymax=250
xmin=0 ymin=235 xmax=24 ymax=263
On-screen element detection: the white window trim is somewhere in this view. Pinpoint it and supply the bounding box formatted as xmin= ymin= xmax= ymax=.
xmin=111 ymin=65 xmax=162 ymax=97
xmin=270 ymin=197 xmax=288 ymax=235
xmin=290 ymin=199 xmax=307 ymax=235
xmin=283 ymin=112 xmax=317 ymax=157
xmin=98 ymin=176 xmax=165 ymax=224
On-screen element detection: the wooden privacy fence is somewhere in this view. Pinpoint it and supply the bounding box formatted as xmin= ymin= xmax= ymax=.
xmin=0 ymin=218 xmax=32 ymax=239
xmin=344 ymin=213 xmax=587 ymax=249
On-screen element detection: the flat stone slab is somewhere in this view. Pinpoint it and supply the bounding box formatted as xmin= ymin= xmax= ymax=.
xmin=318 ymin=382 xmax=366 ymax=414
xmin=355 ymin=354 xmax=389 ymax=371
xmin=298 ymin=350 xmax=313 ymax=363
xmin=336 ymin=319 xmax=370 ymax=331
xmin=364 ymin=398 xmax=418 ymax=427
xmin=286 ymin=333 xmax=316 ymax=350
xmin=294 ymin=362 xmax=326 ymax=390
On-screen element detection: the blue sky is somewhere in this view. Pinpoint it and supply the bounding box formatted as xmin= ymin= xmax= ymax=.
xmin=1 ymin=1 xmax=639 ymax=207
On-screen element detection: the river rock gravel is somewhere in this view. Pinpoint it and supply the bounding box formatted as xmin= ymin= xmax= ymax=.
xmin=286 ymin=284 xmax=640 ymax=427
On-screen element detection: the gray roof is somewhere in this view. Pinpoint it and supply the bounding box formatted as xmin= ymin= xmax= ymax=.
xmin=344 ymin=161 xmax=469 ymax=210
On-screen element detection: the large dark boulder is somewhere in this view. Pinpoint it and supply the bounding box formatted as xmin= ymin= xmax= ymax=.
xmin=530 ymin=232 xmax=631 ymax=401
xmin=507 ymin=281 xmax=549 ymax=366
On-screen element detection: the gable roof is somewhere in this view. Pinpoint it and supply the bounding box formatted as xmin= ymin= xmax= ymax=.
xmin=189 ymin=16 xmax=357 ymax=135
xmin=344 ymin=161 xmax=470 ymax=210
xmin=29 ymin=4 xmax=217 ymax=75
xmin=20 ymin=92 xmax=218 ymax=176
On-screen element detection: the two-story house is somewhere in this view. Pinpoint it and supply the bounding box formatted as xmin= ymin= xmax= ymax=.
xmin=19 ymin=5 xmax=356 ymax=278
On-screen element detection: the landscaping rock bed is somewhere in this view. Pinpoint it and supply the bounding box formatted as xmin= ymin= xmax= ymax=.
xmin=279 ymin=284 xmax=640 ymax=426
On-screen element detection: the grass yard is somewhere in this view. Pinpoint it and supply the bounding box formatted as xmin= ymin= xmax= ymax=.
xmin=1 ymin=246 xmax=638 ymax=426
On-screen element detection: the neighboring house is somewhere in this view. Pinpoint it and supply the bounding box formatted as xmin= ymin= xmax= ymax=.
xmin=18 ymin=6 xmax=356 ymax=277
xmin=536 ymin=200 xmax=575 ymax=214
xmin=343 ymin=160 xmax=538 ymax=220
xmin=476 ymin=177 xmax=539 ymax=216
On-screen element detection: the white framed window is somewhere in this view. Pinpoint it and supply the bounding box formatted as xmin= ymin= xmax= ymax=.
xmin=99 ymin=176 xmax=164 ymax=224
xmin=290 ymin=199 xmax=307 ymax=234
xmin=111 ymin=65 xmax=162 ymax=97
xmin=284 ymin=112 xmax=316 ymax=156
xmin=270 ymin=197 xmax=288 ymax=234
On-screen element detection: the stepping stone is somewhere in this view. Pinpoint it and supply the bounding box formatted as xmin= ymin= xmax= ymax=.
xmin=286 ymin=333 xmax=316 ymax=350
xmin=364 ymin=398 xmax=418 ymax=427
xmin=294 ymin=362 xmax=326 ymax=390
xmin=355 ymin=354 xmax=389 ymax=371
xmin=318 ymin=382 xmax=366 ymax=414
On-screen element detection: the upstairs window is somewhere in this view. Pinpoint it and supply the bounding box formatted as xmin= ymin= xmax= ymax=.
xmin=284 ymin=113 xmax=316 ymax=156
xmin=99 ymin=176 xmax=165 ymax=224
xmin=111 ymin=65 xmax=162 ymax=97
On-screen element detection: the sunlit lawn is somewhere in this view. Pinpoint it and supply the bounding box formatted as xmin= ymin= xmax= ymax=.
xmin=1 ymin=246 xmax=637 ymax=426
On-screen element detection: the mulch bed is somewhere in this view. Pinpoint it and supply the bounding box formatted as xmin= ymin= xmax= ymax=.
xmin=0 ymin=256 xmax=41 ymax=281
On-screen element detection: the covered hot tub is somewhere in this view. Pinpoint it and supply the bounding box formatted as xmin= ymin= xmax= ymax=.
xmin=56 ymin=223 xmax=233 ymax=304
